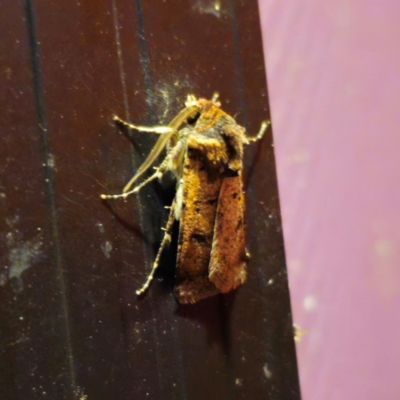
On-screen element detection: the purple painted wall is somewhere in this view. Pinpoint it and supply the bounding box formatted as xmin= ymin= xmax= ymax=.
xmin=259 ymin=1 xmax=400 ymax=399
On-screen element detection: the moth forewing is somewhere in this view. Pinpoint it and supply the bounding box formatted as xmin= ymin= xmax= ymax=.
xmin=209 ymin=172 xmax=247 ymax=292
xmin=174 ymin=136 xmax=227 ymax=304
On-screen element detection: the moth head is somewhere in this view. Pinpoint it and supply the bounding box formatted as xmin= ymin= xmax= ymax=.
xmin=185 ymin=93 xmax=221 ymax=109
xmin=184 ymin=94 xmax=222 ymax=126
xmin=197 ymin=93 xmax=221 ymax=109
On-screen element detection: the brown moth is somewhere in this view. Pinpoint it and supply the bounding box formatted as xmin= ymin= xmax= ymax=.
xmin=101 ymin=94 xmax=268 ymax=304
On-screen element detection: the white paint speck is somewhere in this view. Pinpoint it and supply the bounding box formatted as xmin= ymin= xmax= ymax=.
xmin=373 ymin=237 xmax=398 ymax=298
xmin=375 ymin=239 xmax=394 ymax=258
xmin=303 ymin=295 xmax=318 ymax=312
xmin=292 ymin=148 xmax=309 ymax=164
xmin=288 ymin=258 xmax=303 ymax=273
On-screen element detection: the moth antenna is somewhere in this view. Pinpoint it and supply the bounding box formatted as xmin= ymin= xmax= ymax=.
xmin=121 ymin=104 xmax=200 ymax=193
xmin=245 ymin=120 xmax=271 ymax=144
xmin=136 ymin=198 xmax=177 ymax=296
xmin=113 ymin=115 xmax=172 ymax=134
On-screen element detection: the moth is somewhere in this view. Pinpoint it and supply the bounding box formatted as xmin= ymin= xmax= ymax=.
xmin=101 ymin=94 xmax=268 ymax=304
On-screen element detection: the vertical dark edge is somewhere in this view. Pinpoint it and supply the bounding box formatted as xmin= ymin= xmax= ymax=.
xmin=130 ymin=3 xmax=191 ymax=396
xmin=222 ymin=1 xmax=251 ymax=393
xmin=131 ymin=3 xmax=186 ymax=397
xmin=111 ymin=1 xmax=176 ymax=398
xmin=23 ymin=1 xmax=76 ymax=397
xmin=227 ymin=0 xmax=249 ymax=128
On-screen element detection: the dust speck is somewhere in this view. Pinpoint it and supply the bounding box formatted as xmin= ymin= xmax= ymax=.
xmin=73 ymin=386 xmax=87 ymax=400
xmin=193 ymin=0 xmax=222 ymax=17
xmin=47 ymin=153 xmax=56 ymax=169
xmin=263 ymin=363 xmax=272 ymax=379
xmin=2 ymin=232 xmax=42 ymax=289
xmin=102 ymin=241 xmax=112 ymax=258
xmin=96 ymin=222 xmax=105 ymax=233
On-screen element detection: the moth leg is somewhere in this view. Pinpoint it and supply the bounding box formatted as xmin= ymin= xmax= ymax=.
xmin=101 ymin=156 xmax=171 ymax=200
xmin=100 ymin=169 xmax=162 ymax=199
xmin=136 ymin=198 xmax=177 ymax=296
xmin=245 ymin=120 xmax=271 ymax=144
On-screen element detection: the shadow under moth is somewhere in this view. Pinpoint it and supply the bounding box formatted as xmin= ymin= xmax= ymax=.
xmin=102 ymin=94 xmax=268 ymax=304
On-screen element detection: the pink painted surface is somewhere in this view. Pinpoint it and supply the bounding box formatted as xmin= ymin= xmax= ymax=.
xmin=259 ymin=1 xmax=400 ymax=399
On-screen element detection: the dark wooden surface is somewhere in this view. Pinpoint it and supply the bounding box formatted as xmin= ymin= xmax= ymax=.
xmin=0 ymin=0 xmax=301 ymax=399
